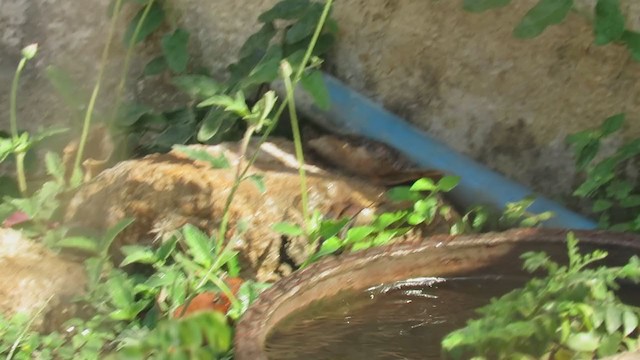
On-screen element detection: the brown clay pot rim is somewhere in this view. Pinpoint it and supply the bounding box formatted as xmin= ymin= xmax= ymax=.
xmin=234 ymin=228 xmax=640 ymax=360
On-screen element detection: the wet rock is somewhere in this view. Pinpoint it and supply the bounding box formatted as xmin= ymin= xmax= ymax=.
xmin=0 ymin=228 xmax=87 ymax=332
xmin=65 ymin=138 xmax=456 ymax=282
xmin=305 ymin=133 xmax=443 ymax=186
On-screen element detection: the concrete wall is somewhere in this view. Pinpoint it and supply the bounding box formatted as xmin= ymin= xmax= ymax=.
xmin=2 ymin=0 xmax=639 ymax=203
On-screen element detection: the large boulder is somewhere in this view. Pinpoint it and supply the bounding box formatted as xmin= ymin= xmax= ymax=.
xmin=65 ymin=138 xmax=456 ymax=282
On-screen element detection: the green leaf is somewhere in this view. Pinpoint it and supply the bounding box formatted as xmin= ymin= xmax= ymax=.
xmin=594 ymin=0 xmax=626 ymax=45
xmin=286 ymin=3 xmax=323 ymax=44
xmin=45 ymin=152 xmax=65 ymax=183
xmin=351 ymin=240 xmax=374 ymax=251
xmin=617 ymin=139 xmax=640 ymax=160
xmin=567 ymin=130 xmax=600 ymax=170
xmin=226 ymin=254 xmax=241 ymax=277
xmin=414 ymin=197 xmax=439 ymax=215
xmin=172 ymin=145 xmax=230 ymax=169
xmin=606 ymin=179 xmax=632 ymax=200
xmin=315 ymin=236 xmax=342 ymax=258
xmin=0 ymin=137 xmax=14 ymax=163
xmin=153 ymin=122 xmax=196 ymax=150
xmin=162 ymin=29 xmax=190 ymax=73
xmin=513 ymin=0 xmax=573 ymax=39
xmin=56 ymin=236 xmax=99 ymax=254
xmin=106 ymin=272 xmax=135 ymax=309
xmin=198 ymin=312 xmax=232 ymax=352
xmin=171 ymin=75 xmax=223 ymax=99
xmin=592 ymin=199 xmax=613 ymax=212
xmin=318 ymin=218 xmax=349 ymax=239
xmin=622 ymin=31 xmax=640 ymax=61
xmin=605 ymin=305 xmax=623 ymax=334
xmin=437 ymin=176 xmax=460 ymax=192
xmin=375 ymin=211 xmax=407 ymax=229
xmin=156 ymin=236 xmax=178 ymax=262
xmin=241 ymin=46 xmax=283 ymax=88
xmin=463 ymin=0 xmax=512 ymax=12
xmin=272 ymin=222 xmax=304 ymax=236
xmin=101 ymin=218 xmax=135 ymax=253
xmin=116 ymin=102 xmax=152 ymax=127
xmin=410 ymin=178 xmax=437 ymax=192
xmin=258 ymin=0 xmax=311 ymax=22
xmin=470 ymin=206 xmax=489 ymax=230
xmin=622 ymin=310 xmax=638 ymax=336
xmin=373 ymin=231 xmax=396 ymax=246
xmin=247 ymin=90 xmax=277 ymax=130
xmin=143 ymin=56 xmax=167 ymax=76
xmin=246 ymin=174 xmax=266 ymax=194
xmin=565 ymin=332 xmax=600 ymax=352
xmin=120 ymin=245 xmax=158 ymax=266
xmin=31 ymin=127 xmax=68 ymax=147
xmin=198 ymin=92 xmax=250 ymax=117
xmin=301 ymin=69 xmax=330 ymax=110
xmin=196 ymin=107 xmax=237 ymax=142
xmin=598 ymin=332 xmax=623 ymax=357
xmin=386 ymin=186 xmax=420 ymax=202
xmin=345 ymin=226 xmax=376 ymax=244
xmin=182 ymin=224 xmax=213 ymax=267
xmin=123 ymin=2 xmax=165 ymax=45
xmin=407 ymin=213 xmax=427 ymax=225
xmin=600 ymin=113 xmax=625 ymax=136
xmin=620 ymin=195 xmax=640 ymax=208
xmin=238 ymin=22 xmax=277 ymax=59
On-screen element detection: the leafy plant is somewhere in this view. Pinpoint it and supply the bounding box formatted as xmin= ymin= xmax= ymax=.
xmin=113 ymin=0 xmax=337 ymax=155
xmin=1 ymin=1 xmax=330 ymax=359
xmin=273 ymin=175 xmax=461 ymax=266
xmin=462 ymin=0 xmax=640 ymax=61
xmin=2 ymin=44 xmax=67 ymax=196
xmin=0 ymin=312 xmax=118 ymax=360
xmin=442 ymin=232 xmax=640 ymax=359
xmin=0 ymin=222 xmax=268 ymax=360
xmin=0 ymin=152 xmax=67 ymax=235
xmin=567 ymin=114 xmax=640 ymax=232
xmin=114 ymin=311 xmax=233 ymax=359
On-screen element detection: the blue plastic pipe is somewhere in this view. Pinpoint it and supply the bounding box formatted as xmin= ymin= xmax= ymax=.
xmin=305 ymin=74 xmax=596 ymax=229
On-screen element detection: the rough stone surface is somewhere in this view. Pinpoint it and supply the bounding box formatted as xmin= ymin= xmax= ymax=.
xmin=0 ymin=228 xmax=87 ymax=332
xmin=64 ymin=138 xmax=455 ymax=282
xmin=2 ymin=0 xmax=640 ymax=201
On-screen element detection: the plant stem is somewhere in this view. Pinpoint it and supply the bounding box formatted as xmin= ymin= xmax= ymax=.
xmin=73 ymin=0 xmax=124 ymax=178
xmin=235 ymin=125 xmax=257 ymax=183
xmin=14 ymin=153 xmax=27 ymax=196
xmin=198 ymin=0 xmax=334 ymax=290
xmin=283 ymin=67 xmax=309 ymax=232
xmin=9 ymin=57 xmax=28 ymax=195
xmin=110 ymin=0 xmax=155 ymax=130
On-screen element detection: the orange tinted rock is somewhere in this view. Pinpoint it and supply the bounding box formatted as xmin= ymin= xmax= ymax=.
xmin=65 ymin=138 xmax=457 ymax=281
xmin=173 ymin=277 xmax=245 ymax=317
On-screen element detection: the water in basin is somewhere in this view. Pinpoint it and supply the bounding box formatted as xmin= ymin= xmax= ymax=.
xmin=265 ymin=276 xmax=526 ymax=360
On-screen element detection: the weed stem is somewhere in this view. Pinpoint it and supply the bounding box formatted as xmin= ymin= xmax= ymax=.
xmin=283 ymin=67 xmax=309 ymax=232
xmin=200 ymin=0 xmax=334 ymax=290
xmin=109 ymin=0 xmax=156 ymax=151
xmin=73 ymin=0 xmax=124 ymax=178
xmin=9 ymin=57 xmax=28 ymax=195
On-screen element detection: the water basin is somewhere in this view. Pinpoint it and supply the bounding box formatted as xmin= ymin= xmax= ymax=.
xmin=235 ymin=229 xmax=640 ymax=359
xmin=265 ymin=276 xmax=526 ymax=359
